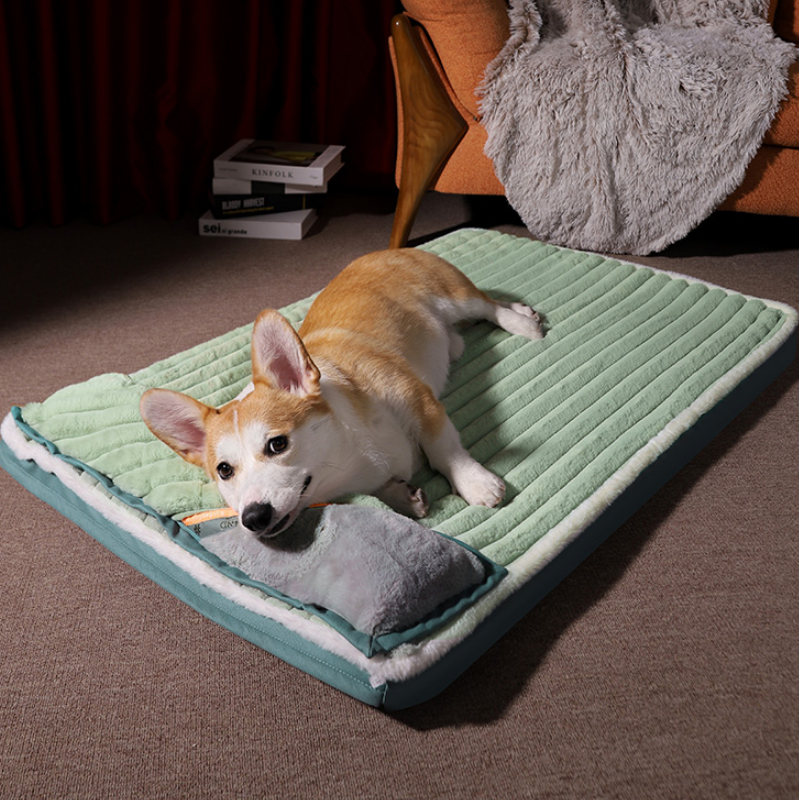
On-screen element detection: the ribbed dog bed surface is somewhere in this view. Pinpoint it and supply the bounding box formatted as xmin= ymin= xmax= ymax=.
xmin=1 ymin=229 xmax=796 ymax=708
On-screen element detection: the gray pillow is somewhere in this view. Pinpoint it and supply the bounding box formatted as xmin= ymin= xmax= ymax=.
xmin=202 ymin=504 xmax=486 ymax=637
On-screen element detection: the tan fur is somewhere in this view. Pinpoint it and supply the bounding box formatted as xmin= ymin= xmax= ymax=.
xmin=300 ymin=249 xmax=491 ymax=356
xmin=299 ymin=249 xmax=490 ymax=438
xmin=200 ymin=390 xmax=329 ymax=477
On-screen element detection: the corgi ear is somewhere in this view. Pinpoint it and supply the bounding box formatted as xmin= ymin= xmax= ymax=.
xmin=140 ymin=388 xmax=212 ymax=468
xmin=251 ymin=309 xmax=320 ymax=396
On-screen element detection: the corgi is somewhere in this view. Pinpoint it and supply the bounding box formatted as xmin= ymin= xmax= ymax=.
xmin=140 ymin=248 xmax=543 ymax=539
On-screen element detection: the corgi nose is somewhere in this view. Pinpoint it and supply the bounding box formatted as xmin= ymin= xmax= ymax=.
xmin=241 ymin=502 xmax=273 ymax=533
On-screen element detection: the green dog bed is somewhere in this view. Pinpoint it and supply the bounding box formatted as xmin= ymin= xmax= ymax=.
xmin=1 ymin=229 xmax=795 ymax=708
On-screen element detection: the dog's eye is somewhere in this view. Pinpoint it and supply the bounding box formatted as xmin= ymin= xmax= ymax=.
xmin=266 ymin=435 xmax=289 ymax=456
xmin=217 ymin=462 xmax=235 ymax=480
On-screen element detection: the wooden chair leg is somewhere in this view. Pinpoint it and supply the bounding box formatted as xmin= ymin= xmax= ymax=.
xmin=389 ymin=14 xmax=468 ymax=249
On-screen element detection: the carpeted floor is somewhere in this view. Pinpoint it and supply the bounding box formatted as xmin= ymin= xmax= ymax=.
xmin=1 ymin=193 xmax=797 ymax=799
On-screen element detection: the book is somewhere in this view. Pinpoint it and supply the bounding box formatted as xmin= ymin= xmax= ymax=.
xmin=208 ymin=190 xmax=316 ymax=220
xmin=198 ymin=209 xmax=317 ymax=241
xmin=211 ymin=175 xmax=337 ymax=196
xmin=213 ymin=140 xmax=344 ymax=187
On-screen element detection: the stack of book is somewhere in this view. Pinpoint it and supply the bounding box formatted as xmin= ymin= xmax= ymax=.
xmin=199 ymin=139 xmax=345 ymax=240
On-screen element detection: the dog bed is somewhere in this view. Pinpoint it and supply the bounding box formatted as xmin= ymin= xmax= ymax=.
xmin=1 ymin=229 xmax=795 ymax=709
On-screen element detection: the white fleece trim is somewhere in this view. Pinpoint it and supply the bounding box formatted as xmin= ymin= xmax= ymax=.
xmin=0 ymin=413 xmax=380 ymax=679
xmin=516 ymin=296 xmax=796 ymax=570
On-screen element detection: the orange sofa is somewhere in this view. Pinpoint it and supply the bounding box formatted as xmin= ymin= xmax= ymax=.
xmin=389 ymin=0 xmax=799 ymax=248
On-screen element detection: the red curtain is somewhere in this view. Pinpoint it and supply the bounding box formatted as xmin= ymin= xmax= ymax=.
xmin=0 ymin=0 xmax=402 ymax=227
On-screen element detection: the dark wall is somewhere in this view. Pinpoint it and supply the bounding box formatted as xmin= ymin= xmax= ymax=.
xmin=0 ymin=0 xmax=403 ymax=227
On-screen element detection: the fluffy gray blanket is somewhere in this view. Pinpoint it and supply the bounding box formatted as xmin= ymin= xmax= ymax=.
xmin=479 ymin=0 xmax=796 ymax=254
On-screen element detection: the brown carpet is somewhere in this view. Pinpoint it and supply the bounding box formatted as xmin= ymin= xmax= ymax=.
xmin=1 ymin=194 xmax=797 ymax=799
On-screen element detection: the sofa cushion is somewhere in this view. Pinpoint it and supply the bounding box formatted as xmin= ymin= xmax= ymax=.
xmin=722 ymin=144 xmax=799 ymax=215
xmin=773 ymin=0 xmax=799 ymax=43
xmin=432 ymin=120 xmax=505 ymax=194
xmin=402 ymin=0 xmax=510 ymax=118
xmin=765 ymin=59 xmax=799 ymax=148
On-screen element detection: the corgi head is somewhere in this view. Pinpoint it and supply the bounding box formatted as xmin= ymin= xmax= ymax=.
xmin=140 ymin=309 xmax=332 ymax=538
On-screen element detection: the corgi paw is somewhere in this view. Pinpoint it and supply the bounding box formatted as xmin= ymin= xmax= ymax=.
xmin=377 ymin=478 xmax=429 ymax=518
xmin=510 ymin=303 xmax=544 ymax=340
xmin=495 ymin=302 xmax=544 ymax=341
xmin=454 ymin=463 xmax=506 ymax=508
xmin=407 ymin=484 xmax=430 ymax=518
xmin=509 ymin=302 xmax=540 ymax=324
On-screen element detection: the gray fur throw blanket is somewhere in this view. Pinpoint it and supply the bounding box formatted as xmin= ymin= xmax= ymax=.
xmin=479 ymin=0 xmax=796 ymax=254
